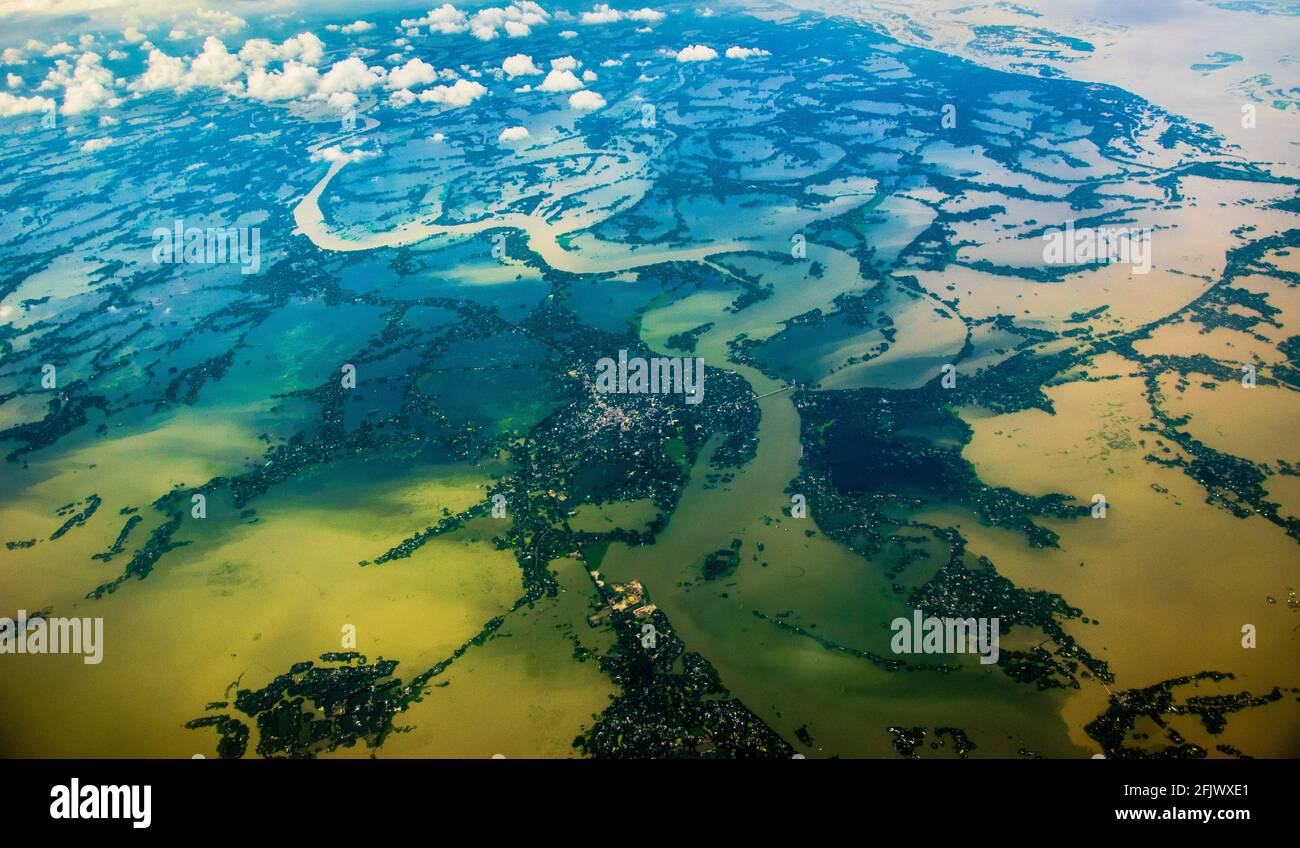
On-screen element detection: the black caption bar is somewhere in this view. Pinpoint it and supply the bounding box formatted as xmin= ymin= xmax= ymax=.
xmin=2 ymin=757 xmax=1284 ymax=835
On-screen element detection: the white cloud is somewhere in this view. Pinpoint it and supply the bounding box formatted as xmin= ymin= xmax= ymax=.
xmin=131 ymin=38 xmax=241 ymax=93
xmin=44 ymin=42 xmax=75 ymax=58
xmin=402 ymin=5 xmax=469 ymax=35
xmin=294 ymin=33 xmax=326 ymax=65
xmin=239 ymin=33 xmax=324 ymax=67
xmin=186 ymin=37 xmax=242 ymax=86
xmin=580 ymin=5 xmax=664 ymax=25
xmin=550 ymin=55 xmax=579 ymax=71
xmin=582 ymin=69 xmax=596 ymax=82
xmin=498 ymin=125 xmax=528 ymax=142
xmin=108 ymin=49 xmax=127 ymax=60
xmin=131 ymin=48 xmax=187 ymax=92
xmin=312 ymin=144 xmax=378 ymax=164
xmin=327 ymin=20 xmax=376 ymax=34
xmin=317 ymin=56 xmax=384 ymax=94
xmin=389 ymin=88 xmax=416 ymax=108
xmin=236 ymin=39 xmax=276 ymax=64
xmin=725 ymin=46 xmax=770 ymax=59
xmin=326 ymin=90 xmax=357 ymax=110
xmin=80 ymin=137 xmax=113 ymax=153
xmin=580 ymin=4 xmax=621 ymax=24
xmin=502 ymin=53 xmax=541 ymax=78
xmin=6 ymin=73 xmax=20 ymax=89
xmin=388 ymin=57 xmax=438 ymax=89
xmin=568 ymin=89 xmax=605 ymax=111
xmin=245 ymin=60 xmax=320 ymax=101
xmin=417 ymin=78 xmax=487 ymax=107
xmin=43 ymin=52 xmax=119 ymax=114
xmin=193 ymin=8 xmax=247 ymax=37
xmin=675 ymin=44 xmax=717 ymax=62
xmin=122 ymin=27 xmax=147 ymax=45
xmin=2 ymin=48 xmax=24 ymax=65
xmin=559 ymin=30 xmax=577 ymax=38
xmin=432 ymin=132 xmax=445 ymax=142
xmin=537 ymin=68 xmax=581 ymax=92
xmin=468 ymin=3 xmax=550 ymax=41
xmin=0 ymin=91 xmax=52 ymax=116
xmin=599 ymin=58 xmax=621 ymax=67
